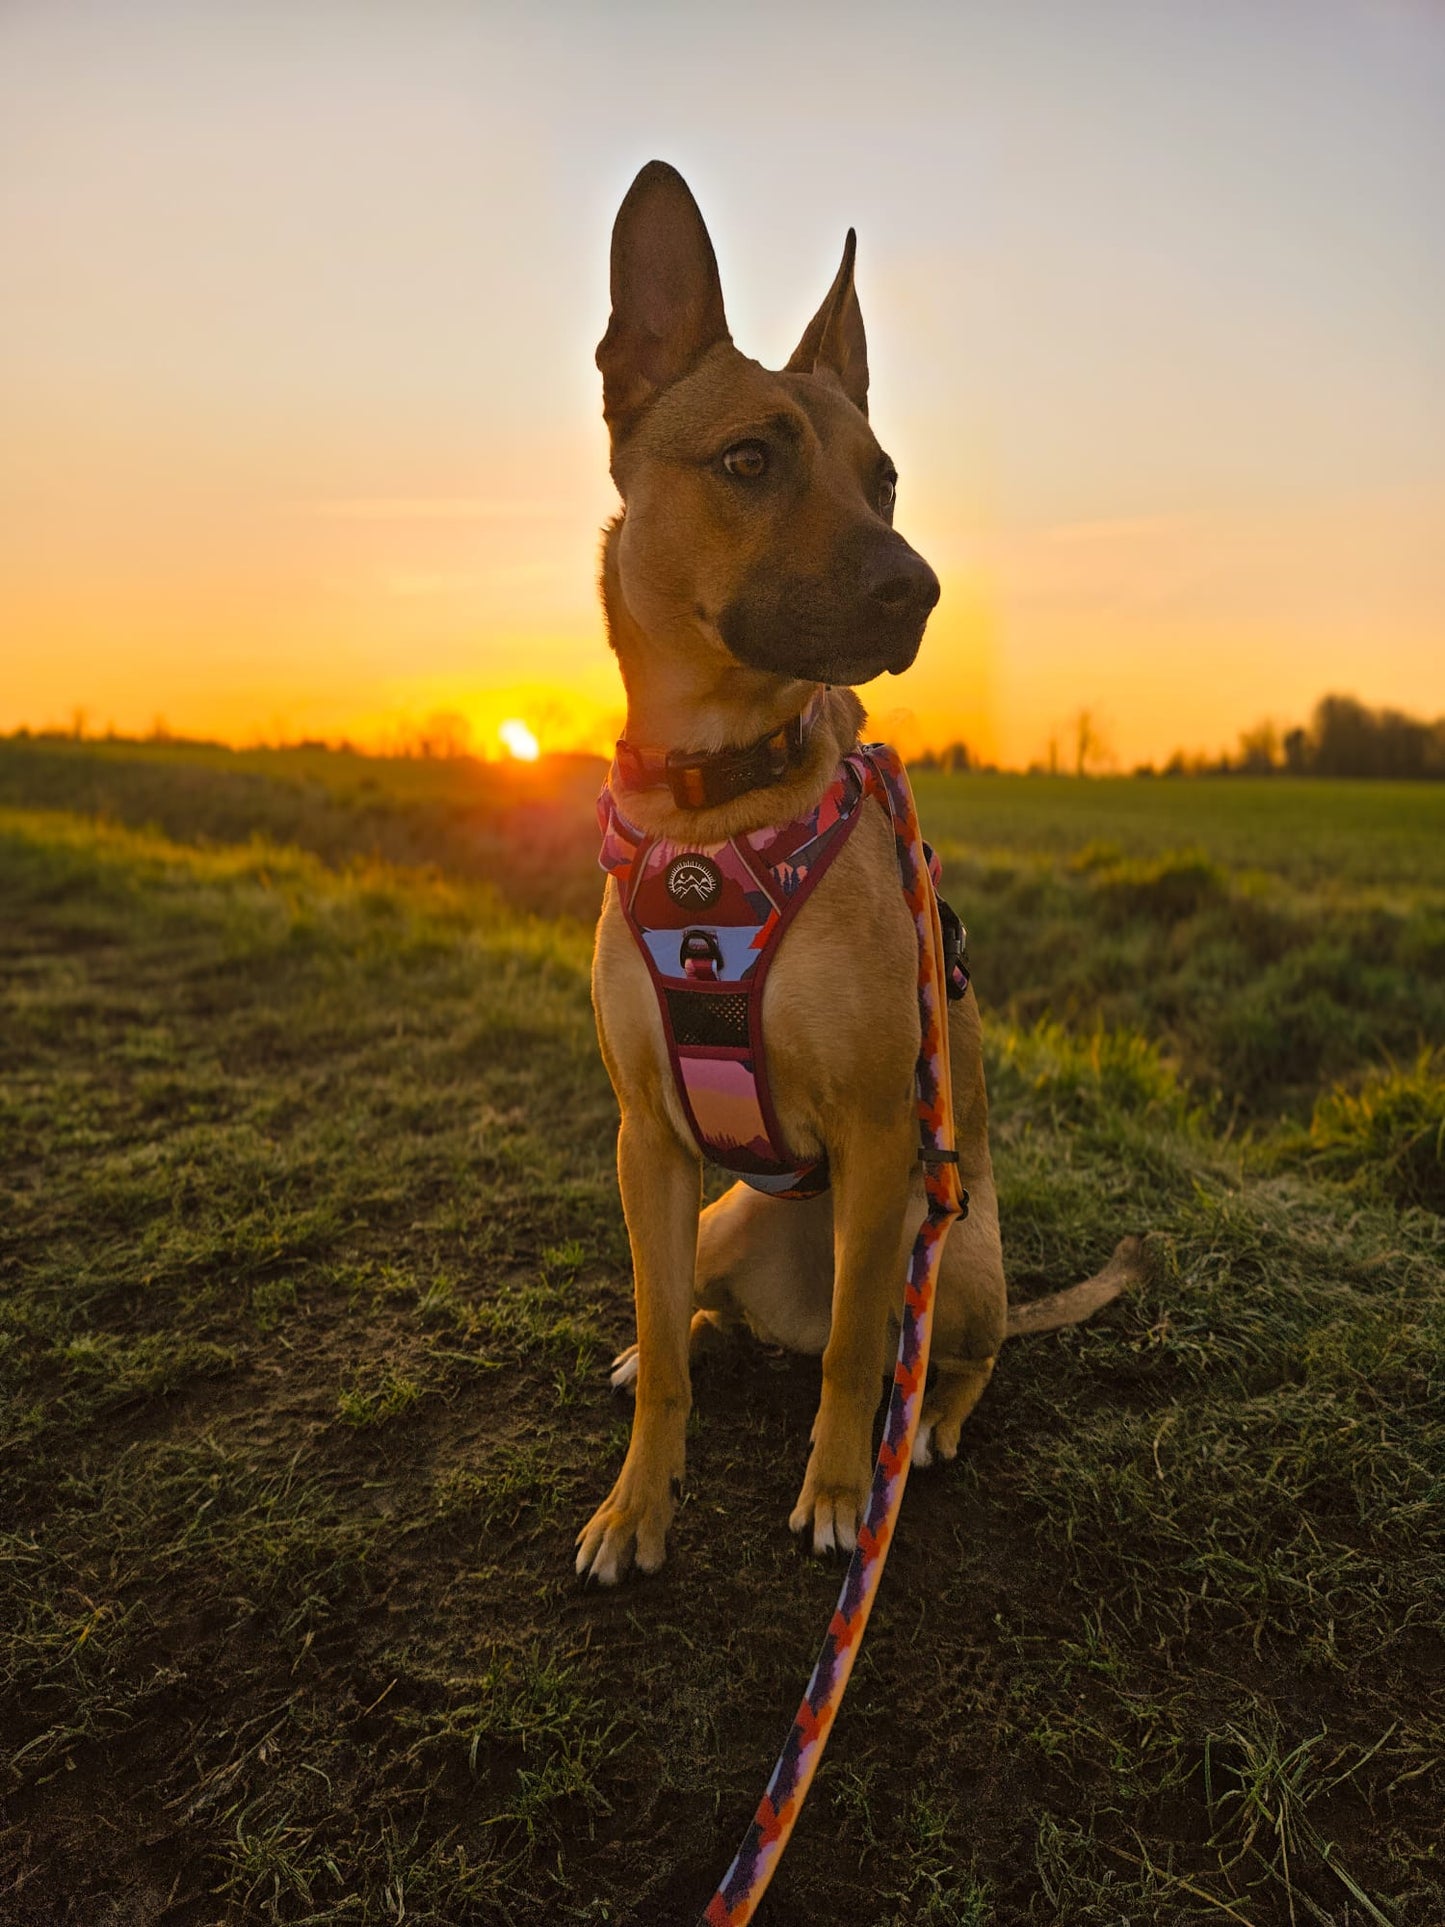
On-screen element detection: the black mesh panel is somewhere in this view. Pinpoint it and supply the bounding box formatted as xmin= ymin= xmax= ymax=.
xmin=666 ymin=990 xmax=751 ymax=1049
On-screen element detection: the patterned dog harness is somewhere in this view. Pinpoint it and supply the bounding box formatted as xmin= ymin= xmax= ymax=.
xmin=597 ymin=743 xmax=968 ymax=1198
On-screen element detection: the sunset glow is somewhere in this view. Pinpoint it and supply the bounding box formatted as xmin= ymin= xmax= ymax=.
xmin=499 ymin=719 xmax=541 ymax=763
xmin=3 ymin=3 xmax=1442 ymax=767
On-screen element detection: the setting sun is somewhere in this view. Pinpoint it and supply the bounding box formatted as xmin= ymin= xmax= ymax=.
xmin=499 ymin=719 xmax=541 ymax=762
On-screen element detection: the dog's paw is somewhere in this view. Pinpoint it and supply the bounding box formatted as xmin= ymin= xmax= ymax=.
xmin=916 ymin=1359 xmax=995 ymax=1467
xmin=911 ymin=1409 xmax=961 ymax=1466
xmin=789 ymin=1477 xmax=869 ymax=1556
xmin=575 ymin=1467 xmax=677 ymax=1584
xmin=913 ymin=1393 xmax=969 ymax=1465
xmin=610 ymin=1314 xmax=725 ymax=1394
xmin=608 ymin=1345 xmax=640 ymax=1394
xmin=788 ymin=1443 xmax=872 ymax=1557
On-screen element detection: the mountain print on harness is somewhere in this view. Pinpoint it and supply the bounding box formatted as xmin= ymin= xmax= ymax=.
xmin=681 ymin=1053 xmax=780 ymax=1170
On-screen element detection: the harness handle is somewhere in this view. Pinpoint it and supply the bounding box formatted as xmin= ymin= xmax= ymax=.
xmin=699 ymin=745 xmax=965 ymax=1924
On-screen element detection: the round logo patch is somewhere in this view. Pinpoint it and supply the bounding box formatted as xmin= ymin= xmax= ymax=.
xmin=664 ymin=852 xmax=723 ymax=909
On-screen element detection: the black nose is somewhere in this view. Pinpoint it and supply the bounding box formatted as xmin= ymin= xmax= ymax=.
xmin=866 ymin=549 xmax=940 ymax=621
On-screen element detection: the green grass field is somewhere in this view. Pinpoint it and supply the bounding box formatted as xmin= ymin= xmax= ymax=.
xmin=1 ymin=736 xmax=1442 ymax=1926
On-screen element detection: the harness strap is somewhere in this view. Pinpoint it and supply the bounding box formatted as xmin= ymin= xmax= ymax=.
xmin=699 ymin=745 xmax=965 ymax=1925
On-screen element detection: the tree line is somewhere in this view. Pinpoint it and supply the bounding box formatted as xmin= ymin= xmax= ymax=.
xmin=1175 ymin=695 xmax=1445 ymax=780
xmin=911 ymin=695 xmax=1445 ymax=780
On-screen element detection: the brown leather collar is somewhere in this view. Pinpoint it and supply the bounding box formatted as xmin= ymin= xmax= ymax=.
xmin=614 ymin=706 xmax=814 ymax=810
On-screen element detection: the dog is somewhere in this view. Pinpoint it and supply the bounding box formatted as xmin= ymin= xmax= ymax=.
xmin=577 ymin=161 xmax=1142 ymax=1585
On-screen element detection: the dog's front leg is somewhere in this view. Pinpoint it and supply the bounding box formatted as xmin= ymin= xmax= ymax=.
xmin=790 ymin=1114 xmax=916 ymax=1554
xmin=576 ymin=1106 xmax=701 ymax=1584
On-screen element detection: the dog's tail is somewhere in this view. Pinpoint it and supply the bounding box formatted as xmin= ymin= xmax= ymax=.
xmin=1005 ymin=1234 xmax=1149 ymax=1338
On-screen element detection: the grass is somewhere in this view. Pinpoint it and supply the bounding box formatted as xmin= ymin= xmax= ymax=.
xmin=1295 ymin=1050 xmax=1445 ymax=1212
xmin=909 ymin=768 xmax=1445 ymax=891
xmin=6 ymin=735 xmax=1441 ymax=1120
xmin=0 ymin=742 xmax=1442 ymax=1926
xmin=0 ymin=733 xmax=610 ymax=921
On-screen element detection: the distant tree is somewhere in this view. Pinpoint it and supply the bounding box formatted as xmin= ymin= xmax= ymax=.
xmin=909 ymin=740 xmax=973 ymax=774
xmin=1161 ymin=747 xmax=1212 ymax=776
xmin=411 ymin=710 xmax=474 ymax=759
xmin=1236 ymin=720 xmax=1280 ymax=774
xmin=1070 ymin=709 xmax=1113 ymax=777
xmin=1311 ymin=695 xmax=1379 ymax=776
xmin=1374 ymin=707 xmax=1444 ymax=779
xmin=1242 ymin=695 xmax=1445 ymax=779
xmin=1309 ymin=694 xmax=1445 ymax=779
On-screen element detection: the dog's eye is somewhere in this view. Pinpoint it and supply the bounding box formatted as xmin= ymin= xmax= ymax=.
xmin=879 ymin=471 xmax=897 ymax=512
xmin=722 ymin=441 xmax=769 ymax=480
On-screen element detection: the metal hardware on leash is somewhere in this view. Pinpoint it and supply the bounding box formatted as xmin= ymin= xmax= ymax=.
xmin=699 ymin=747 xmax=965 ymax=1926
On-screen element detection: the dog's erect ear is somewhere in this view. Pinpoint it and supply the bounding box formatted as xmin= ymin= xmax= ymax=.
xmin=785 ymin=229 xmax=868 ymax=417
xmin=596 ymin=161 xmax=731 ymax=443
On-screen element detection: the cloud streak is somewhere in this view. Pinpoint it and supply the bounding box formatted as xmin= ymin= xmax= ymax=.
xmin=287 ymin=498 xmax=570 ymax=522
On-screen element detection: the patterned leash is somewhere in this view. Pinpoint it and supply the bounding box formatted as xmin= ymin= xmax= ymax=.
xmin=700 ymin=744 xmax=966 ymax=1925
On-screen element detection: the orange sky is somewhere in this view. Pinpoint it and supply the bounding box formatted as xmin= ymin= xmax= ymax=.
xmin=3 ymin=2 xmax=1443 ymax=768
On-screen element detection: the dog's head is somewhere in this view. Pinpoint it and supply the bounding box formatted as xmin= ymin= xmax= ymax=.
xmin=598 ymin=161 xmax=939 ymax=689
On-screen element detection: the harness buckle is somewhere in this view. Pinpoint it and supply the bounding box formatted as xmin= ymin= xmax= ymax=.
xmin=937 ymin=897 xmax=970 ymax=1002
xmin=679 ymin=928 xmax=723 ymax=980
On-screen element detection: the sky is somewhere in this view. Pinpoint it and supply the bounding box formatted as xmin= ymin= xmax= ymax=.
xmin=3 ymin=0 xmax=1443 ymax=768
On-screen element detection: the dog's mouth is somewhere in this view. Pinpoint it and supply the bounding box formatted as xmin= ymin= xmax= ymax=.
xmin=716 ymin=610 xmax=928 ymax=688
xmin=882 ymin=632 xmax=924 ymax=678
xmin=815 ymin=636 xmax=922 ymax=685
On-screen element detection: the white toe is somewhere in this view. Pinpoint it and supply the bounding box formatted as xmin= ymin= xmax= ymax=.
xmin=911 ymin=1422 xmax=935 ymax=1469
xmin=609 ymin=1349 xmax=640 ymax=1393
xmin=590 ymin=1542 xmax=623 ymax=1585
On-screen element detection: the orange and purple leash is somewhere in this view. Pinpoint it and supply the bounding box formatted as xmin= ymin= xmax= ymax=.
xmin=700 ymin=743 xmax=966 ymax=1925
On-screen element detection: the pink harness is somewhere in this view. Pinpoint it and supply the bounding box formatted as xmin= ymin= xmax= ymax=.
xmin=598 ymin=748 xmax=871 ymax=1196
xmin=599 ymin=744 xmax=967 ymax=1197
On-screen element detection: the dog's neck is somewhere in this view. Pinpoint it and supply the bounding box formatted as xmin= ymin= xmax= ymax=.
xmin=601 ymin=515 xmax=866 ymax=842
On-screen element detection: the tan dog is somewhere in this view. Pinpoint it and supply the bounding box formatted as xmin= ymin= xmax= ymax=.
xmin=577 ymin=162 xmax=1141 ymax=1585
